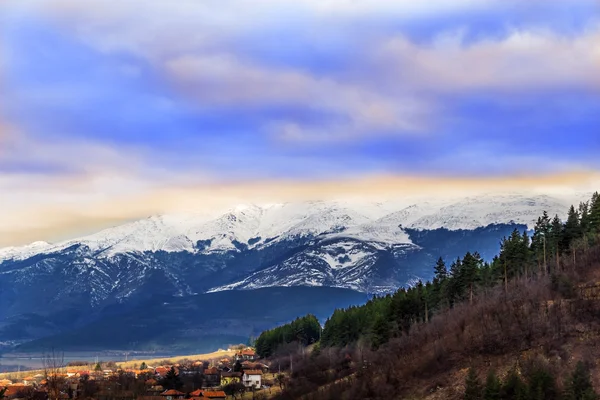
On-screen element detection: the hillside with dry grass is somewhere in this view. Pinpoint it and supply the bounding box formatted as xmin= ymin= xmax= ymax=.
xmin=263 ymin=193 xmax=600 ymax=399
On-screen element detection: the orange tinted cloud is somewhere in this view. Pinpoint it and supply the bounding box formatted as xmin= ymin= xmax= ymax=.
xmin=0 ymin=170 xmax=598 ymax=247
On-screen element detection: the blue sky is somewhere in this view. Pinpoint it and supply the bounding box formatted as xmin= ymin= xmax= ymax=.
xmin=0 ymin=0 xmax=599 ymax=245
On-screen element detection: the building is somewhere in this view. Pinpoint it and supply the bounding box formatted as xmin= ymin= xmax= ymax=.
xmin=203 ymin=367 xmax=220 ymax=388
xmin=160 ymin=389 xmax=185 ymax=400
xmin=242 ymin=370 xmax=263 ymax=390
xmin=234 ymin=349 xmax=257 ymax=362
xmin=220 ymin=371 xmax=242 ymax=386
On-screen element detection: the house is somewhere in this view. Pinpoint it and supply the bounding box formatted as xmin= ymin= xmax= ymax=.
xmin=220 ymin=372 xmax=242 ymax=386
xmin=203 ymin=368 xmax=220 ymax=388
xmin=21 ymin=376 xmax=36 ymax=386
xmin=234 ymin=349 xmax=257 ymax=362
xmin=160 ymin=389 xmax=185 ymax=400
xmin=242 ymin=370 xmax=262 ymax=390
xmin=241 ymin=362 xmax=269 ymax=373
xmin=202 ymin=391 xmax=226 ymax=399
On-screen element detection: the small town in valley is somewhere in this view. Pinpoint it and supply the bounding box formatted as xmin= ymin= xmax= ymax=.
xmin=0 ymin=347 xmax=282 ymax=400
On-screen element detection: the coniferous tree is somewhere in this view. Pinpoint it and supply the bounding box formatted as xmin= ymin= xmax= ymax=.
xmin=564 ymin=361 xmax=598 ymax=400
xmin=461 ymin=252 xmax=482 ymax=304
xmin=527 ymin=364 xmax=558 ymax=400
xmin=434 ymin=257 xmax=448 ymax=281
xmin=532 ymin=211 xmax=552 ymax=274
xmin=140 ymin=362 xmax=147 ymax=370
xmin=580 ymin=201 xmax=591 ymax=236
xmin=590 ymin=192 xmax=600 ymax=236
xmin=501 ymin=368 xmax=528 ymax=400
xmin=464 ymin=367 xmax=483 ymax=400
xmin=565 ymin=205 xmax=582 ymax=246
xmin=550 ymin=214 xmax=564 ymax=269
xmin=370 ymin=314 xmax=391 ymax=350
xmin=161 ymin=367 xmax=183 ymax=390
xmin=483 ymin=370 xmax=501 ymax=400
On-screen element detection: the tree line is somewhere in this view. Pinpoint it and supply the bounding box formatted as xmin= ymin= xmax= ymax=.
xmin=260 ymin=192 xmax=600 ymax=353
xmin=255 ymin=314 xmax=321 ymax=358
xmin=321 ymin=192 xmax=600 ymax=350
xmin=463 ymin=360 xmax=598 ymax=400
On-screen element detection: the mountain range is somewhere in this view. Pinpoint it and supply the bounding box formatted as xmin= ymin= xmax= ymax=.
xmin=0 ymin=192 xmax=589 ymax=352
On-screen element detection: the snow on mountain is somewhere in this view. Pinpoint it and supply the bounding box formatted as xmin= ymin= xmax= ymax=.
xmin=208 ymin=238 xmax=415 ymax=293
xmin=0 ymin=241 xmax=53 ymax=262
xmin=407 ymin=194 xmax=574 ymax=230
xmin=0 ymin=193 xmax=588 ymax=263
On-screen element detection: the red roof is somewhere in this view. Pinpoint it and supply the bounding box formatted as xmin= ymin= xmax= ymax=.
xmin=188 ymin=389 xmax=203 ymax=397
xmin=161 ymin=390 xmax=185 ymax=396
xmin=241 ymin=349 xmax=255 ymax=356
xmin=244 ymin=370 xmax=263 ymax=376
xmin=204 ymin=367 xmax=219 ymax=375
xmin=203 ymin=391 xmax=226 ymax=399
xmin=3 ymin=385 xmax=30 ymax=398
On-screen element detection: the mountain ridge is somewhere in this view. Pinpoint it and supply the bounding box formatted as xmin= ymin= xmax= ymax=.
xmin=0 ymin=192 xmax=590 ymax=351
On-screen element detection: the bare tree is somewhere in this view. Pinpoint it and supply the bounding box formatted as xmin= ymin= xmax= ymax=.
xmin=42 ymin=349 xmax=66 ymax=400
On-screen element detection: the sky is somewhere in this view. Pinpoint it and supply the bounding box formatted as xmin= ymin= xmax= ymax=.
xmin=0 ymin=0 xmax=599 ymax=246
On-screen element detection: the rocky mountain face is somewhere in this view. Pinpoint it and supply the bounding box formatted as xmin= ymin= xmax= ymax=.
xmin=0 ymin=193 xmax=586 ymax=351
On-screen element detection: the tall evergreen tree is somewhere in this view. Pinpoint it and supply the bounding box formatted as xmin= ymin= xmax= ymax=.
xmin=564 ymin=205 xmax=582 ymax=248
xmin=161 ymin=367 xmax=183 ymax=390
xmin=483 ymin=370 xmax=501 ymax=400
xmin=370 ymin=314 xmax=391 ymax=350
xmin=501 ymin=368 xmax=528 ymax=400
xmin=590 ymin=192 xmax=600 ymax=236
xmin=434 ymin=257 xmax=448 ymax=281
xmin=532 ymin=211 xmax=551 ymax=274
xmin=579 ymin=201 xmax=591 ymax=236
xmin=564 ymin=361 xmax=598 ymax=400
xmin=550 ymin=214 xmax=564 ymax=269
xmin=464 ymin=367 xmax=482 ymax=400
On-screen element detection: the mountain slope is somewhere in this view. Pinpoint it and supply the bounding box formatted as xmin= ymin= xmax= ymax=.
xmin=0 ymin=193 xmax=588 ymax=350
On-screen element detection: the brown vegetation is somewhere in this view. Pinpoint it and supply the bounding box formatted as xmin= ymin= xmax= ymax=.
xmin=272 ymin=242 xmax=600 ymax=399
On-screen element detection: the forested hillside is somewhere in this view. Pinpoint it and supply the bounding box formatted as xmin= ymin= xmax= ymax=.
xmin=258 ymin=192 xmax=600 ymax=399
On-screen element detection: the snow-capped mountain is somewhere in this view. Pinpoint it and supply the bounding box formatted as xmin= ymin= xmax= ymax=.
xmin=0 ymin=193 xmax=582 ymax=264
xmin=0 ymin=192 xmax=589 ymax=350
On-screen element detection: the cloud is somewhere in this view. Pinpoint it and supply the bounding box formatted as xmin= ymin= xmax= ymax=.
xmin=1 ymin=169 xmax=598 ymax=247
xmin=372 ymin=27 xmax=600 ymax=93
xmin=164 ymin=54 xmax=432 ymax=141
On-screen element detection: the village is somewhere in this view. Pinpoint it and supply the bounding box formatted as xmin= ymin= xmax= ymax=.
xmin=0 ymin=348 xmax=283 ymax=400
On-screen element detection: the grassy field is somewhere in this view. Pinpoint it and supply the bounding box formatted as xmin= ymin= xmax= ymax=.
xmin=118 ymin=349 xmax=237 ymax=369
xmin=0 ymin=349 xmax=238 ymax=380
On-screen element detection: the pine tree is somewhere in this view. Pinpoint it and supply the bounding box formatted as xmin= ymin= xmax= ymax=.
xmin=434 ymin=257 xmax=448 ymax=281
xmin=590 ymin=192 xmax=600 ymax=236
xmin=527 ymin=364 xmax=558 ymax=400
xmin=564 ymin=205 xmax=582 ymax=248
xmin=580 ymin=201 xmax=591 ymax=236
xmin=161 ymin=367 xmax=183 ymax=390
xmin=94 ymin=362 xmax=102 ymax=372
xmin=532 ymin=212 xmax=551 ymax=274
xmin=564 ymin=361 xmax=598 ymax=400
xmin=370 ymin=314 xmax=391 ymax=350
xmin=140 ymin=362 xmax=147 ymax=370
xmin=501 ymin=368 xmax=528 ymax=400
xmin=461 ymin=252 xmax=482 ymax=304
xmin=464 ymin=367 xmax=482 ymax=400
xmin=550 ymin=214 xmax=564 ymax=270
xmin=483 ymin=370 xmax=501 ymax=400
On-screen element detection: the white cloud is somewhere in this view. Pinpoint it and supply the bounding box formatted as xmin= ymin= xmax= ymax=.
xmin=372 ymin=27 xmax=600 ymax=93
xmin=164 ymin=54 xmax=432 ymax=140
